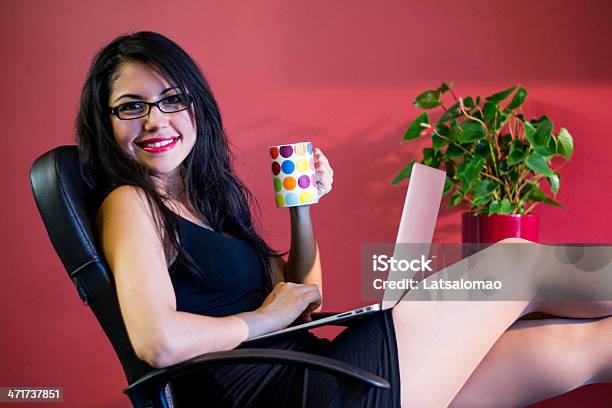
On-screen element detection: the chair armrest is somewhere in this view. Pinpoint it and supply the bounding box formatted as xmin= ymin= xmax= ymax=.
xmin=124 ymin=348 xmax=390 ymax=408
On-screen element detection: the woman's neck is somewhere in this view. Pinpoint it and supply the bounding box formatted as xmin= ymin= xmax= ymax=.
xmin=151 ymin=173 xmax=204 ymax=224
xmin=151 ymin=172 xmax=184 ymax=200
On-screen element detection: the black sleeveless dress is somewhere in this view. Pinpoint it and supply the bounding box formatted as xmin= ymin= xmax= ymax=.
xmin=168 ymin=217 xmax=401 ymax=407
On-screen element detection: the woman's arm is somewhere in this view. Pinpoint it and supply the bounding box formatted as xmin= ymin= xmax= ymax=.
xmin=98 ymin=186 xmax=250 ymax=367
xmin=98 ymin=186 xmax=320 ymax=368
xmin=269 ymin=207 xmax=321 ymax=289
xmin=276 ymin=148 xmax=333 ymax=300
xmin=284 ymin=206 xmax=322 ymax=289
xmin=270 ymin=207 xmax=323 ymax=318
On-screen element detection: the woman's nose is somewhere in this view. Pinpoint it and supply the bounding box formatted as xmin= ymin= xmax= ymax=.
xmin=143 ymin=105 xmax=170 ymax=131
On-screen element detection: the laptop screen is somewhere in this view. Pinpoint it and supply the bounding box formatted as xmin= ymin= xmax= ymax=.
xmin=382 ymin=163 xmax=446 ymax=308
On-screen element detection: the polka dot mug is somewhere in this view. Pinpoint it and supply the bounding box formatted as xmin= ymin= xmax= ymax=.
xmin=269 ymin=141 xmax=319 ymax=207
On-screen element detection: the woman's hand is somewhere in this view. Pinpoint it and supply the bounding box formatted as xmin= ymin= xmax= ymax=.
xmin=247 ymin=282 xmax=322 ymax=337
xmin=313 ymin=148 xmax=334 ymax=200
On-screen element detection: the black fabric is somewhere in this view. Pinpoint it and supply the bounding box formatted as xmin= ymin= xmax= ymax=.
xmin=170 ymin=217 xmax=401 ymax=407
xmin=169 ymin=218 xmax=268 ymax=317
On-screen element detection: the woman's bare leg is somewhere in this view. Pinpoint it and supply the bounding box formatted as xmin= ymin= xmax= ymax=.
xmin=391 ymin=239 xmax=612 ymax=407
xmin=393 ymin=300 xmax=533 ymax=407
xmin=450 ymin=315 xmax=612 ymax=408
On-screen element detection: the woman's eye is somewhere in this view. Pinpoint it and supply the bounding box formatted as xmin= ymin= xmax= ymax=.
xmin=164 ymin=95 xmax=181 ymax=104
xmin=119 ymin=102 xmax=144 ymax=112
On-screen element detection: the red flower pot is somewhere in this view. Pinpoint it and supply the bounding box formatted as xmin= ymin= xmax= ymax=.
xmin=461 ymin=212 xmax=539 ymax=243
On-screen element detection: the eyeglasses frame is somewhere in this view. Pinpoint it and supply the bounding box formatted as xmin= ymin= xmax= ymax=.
xmin=108 ymin=93 xmax=194 ymax=120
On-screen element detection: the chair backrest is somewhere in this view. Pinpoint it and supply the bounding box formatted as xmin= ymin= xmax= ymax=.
xmin=29 ymin=145 xmax=153 ymax=384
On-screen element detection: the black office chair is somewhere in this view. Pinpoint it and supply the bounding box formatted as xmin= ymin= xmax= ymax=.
xmin=29 ymin=146 xmax=390 ymax=407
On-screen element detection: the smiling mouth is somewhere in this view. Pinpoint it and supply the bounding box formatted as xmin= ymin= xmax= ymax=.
xmin=136 ymin=136 xmax=181 ymax=153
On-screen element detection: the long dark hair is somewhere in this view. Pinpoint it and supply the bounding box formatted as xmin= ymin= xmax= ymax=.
xmin=76 ymin=31 xmax=280 ymax=290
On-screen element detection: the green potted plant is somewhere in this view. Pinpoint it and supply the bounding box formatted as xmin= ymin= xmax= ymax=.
xmin=393 ymin=82 xmax=574 ymax=243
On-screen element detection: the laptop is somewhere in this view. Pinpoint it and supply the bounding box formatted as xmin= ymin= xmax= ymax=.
xmin=248 ymin=163 xmax=446 ymax=341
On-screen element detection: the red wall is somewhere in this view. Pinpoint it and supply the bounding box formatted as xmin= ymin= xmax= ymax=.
xmin=1 ymin=1 xmax=610 ymax=406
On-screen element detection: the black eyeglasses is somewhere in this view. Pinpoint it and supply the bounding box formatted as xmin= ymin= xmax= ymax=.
xmin=108 ymin=93 xmax=193 ymax=120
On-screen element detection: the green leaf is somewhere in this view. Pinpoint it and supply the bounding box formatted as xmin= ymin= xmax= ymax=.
xmin=482 ymin=102 xmax=499 ymax=125
xmin=536 ymin=136 xmax=556 ymax=157
xmin=519 ymin=183 xmax=535 ymax=199
xmin=548 ymin=173 xmax=560 ymax=196
xmin=439 ymin=102 xmax=461 ymax=123
xmin=443 ymin=176 xmax=453 ymax=195
xmin=438 ymin=82 xmax=454 ymax=93
xmin=508 ymin=169 xmax=519 ymax=185
xmin=534 ymin=116 xmax=553 ymax=152
xmin=496 ymin=113 xmax=508 ymax=130
xmin=486 ymin=86 xmax=516 ymax=104
xmin=444 ymin=161 xmax=456 ymax=178
xmin=455 ymin=160 xmax=468 ymax=179
xmin=488 ymin=200 xmax=500 ymax=214
xmin=556 ymin=128 xmax=574 ymax=159
xmin=482 ymin=101 xmax=508 ymax=132
xmin=449 ymin=191 xmax=463 ymax=206
xmin=445 ymin=143 xmax=463 ymax=158
xmin=473 ymin=179 xmax=495 ymax=198
xmin=536 ymin=115 xmax=553 ymax=135
xmin=460 ymin=156 xmax=484 ymax=190
xmin=529 ymin=115 xmax=547 ymax=125
xmin=447 ymin=120 xmax=461 ymax=142
xmin=498 ymin=160 xmax=509 ymax=173
xmin=526 ymin=123 xmax=549 ymax=150
xmin=463 ymin=97 xmax=475 ymax=108
xmin=392 ymin=161 xmax=415 ymax=185
xmin=506 ymin=86 xmax=528 ymax=110
xmin=456 ymin=121 xmax=486 ymax=143
xmin=414 ymin=90 xmax=442 ymax=109
xmin=524 ymin=116 xmax=553 ymax=157
xmin=523 ymin=120 xmax=536 ymax=141
xmin=524 ymin=183 xmax=563 ymax=207
xmin=422 ymin=148 xmax=442 ymax=168
xmin=403 ymin=112 xmax=429 ymax=141
xmin=466 ymin=157 xmax=485 ymax=181
xmin=435 ymin=123 xmax=450 ymax=136
xmin=506 ymin=142 xmax=528 ymax=166
xmin=500 ymin=134 xmax=513 ymax=148
xmin=473 ymin=195 xmax=492 ymax=207
xmin=432 ymin=134 xmax=448 ymax=151
xmin=525 ymin=153 xmax=554 ymax=177
xmin=474 ymin=141 xmax=489 ymax=159
xmin=499 ymin=198 xmax=513 ymax=214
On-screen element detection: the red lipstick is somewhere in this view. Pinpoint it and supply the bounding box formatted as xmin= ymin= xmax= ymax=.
xmin=136 ymin=136 xmax=180 ymax=153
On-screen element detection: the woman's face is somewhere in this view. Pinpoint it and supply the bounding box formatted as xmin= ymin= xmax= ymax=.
xmin=108 ymin=61 xmax=197 ymax=181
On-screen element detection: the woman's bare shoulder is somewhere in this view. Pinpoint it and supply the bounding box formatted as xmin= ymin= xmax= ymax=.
xmin=98 ymin=185 xmax=149 ymax=217
xmin=96 ymin=185 xmax=165 ymax=265
xmin=97 ymin=186 xmax=158 ymax=232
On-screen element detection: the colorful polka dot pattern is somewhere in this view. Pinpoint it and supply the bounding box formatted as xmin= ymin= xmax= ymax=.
xmin=298 ymin=175 xmax=310 ymax=188
xmin=269 ymin=141 xmax=319 ymax=207
xmin=273 ymin=178 xmax=282 ymax=192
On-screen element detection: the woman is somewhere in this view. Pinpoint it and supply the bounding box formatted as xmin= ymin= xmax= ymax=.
xmin=77 ymin=31 xmax=612 ymax=407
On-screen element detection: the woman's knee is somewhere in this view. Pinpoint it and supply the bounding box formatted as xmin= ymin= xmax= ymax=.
xmin=587 ymin=316 xmax=612 ymax=383
xmin=497 ymin=237 xmax=533 ymax=244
